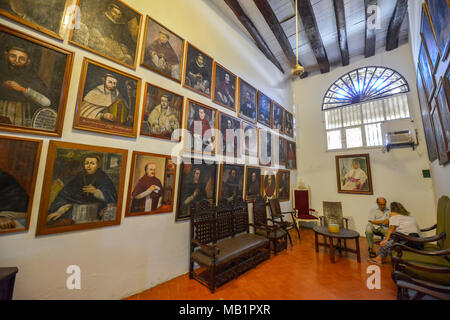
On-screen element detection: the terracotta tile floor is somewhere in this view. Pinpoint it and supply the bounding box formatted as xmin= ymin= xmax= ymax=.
xmin=125 ymin=229 xmax=398 ymax=300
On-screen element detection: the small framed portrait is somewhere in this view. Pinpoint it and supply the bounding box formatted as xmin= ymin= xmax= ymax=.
xmin=257 ymin=91 xmax=272 ymax=128
xmin=73 ymin=58 xmax=141 ymax=138
xmin=272 ymin=102 xmax=285 ymax=133
xmin=259 ymin=129 xmax=273 ymax=167
xmin=125 ymin=151 xmax=177 ymax=217
xmin=286 ymin=140 xmax=297 ymax=170
xmin=141 ymin=83 xmax=183 ymax=141
xmin=244 ymin=166 xmax=261 ymax=200
xmin=277 ymin=170 xmax=290 ymax=202
xmin=425 ymin=0 xmax=450 ymax=60
xmin=242 ymin=121 xmax=258 ymax=158
xmin=262 ymin=170 xmax=277 ymax=200
xmin=218 ymin=164 xmax=244 ymax=202
xmin=183 ymin=42 xmax=213 ymax=98
xmin=212 ymin=62 xmax=237 ymax=111
xmin=421 ymin=3 xmax=441 ymax=73
xmin=185 ymin=99 xmax=217 ymax=156
xmin=176 ymin=158 xmax=217 ymax=221
xmin=36 ymin=141 xmax=128 ymax=236
xmin=284 ymin=111 xmax=294 ymax=137
xmin=238 ymin=79 xmax=257 ymax=123
xmin=0 ymin=0 xmax=72 ymax=40
xmin=218 ymin=112 xmax=242 ymax=157
xmin=69 ymin=0 xmax=143 ymax=69
xmin=335 ymin=154 xmax=373 ymax=195
xmin=278 ymin=136 xmax=287 ymax=166
xmin=435 ymin=78 xmax=450 ymax=156
xmin=0 ymin=25 xmax=74 ymax=136
xmin=418 ymin=40 xmax=436 ymax=103
xmin=0 ymin=135 xmax=42 ymax=234
xmin=140 ymin=15 xmax=185 ymax=83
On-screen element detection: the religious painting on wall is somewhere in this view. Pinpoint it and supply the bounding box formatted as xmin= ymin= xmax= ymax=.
xmin=286 ymin=140 xmax=297 ymax=170
xmin=278 ymin=136 xmax=287 ymax=166
xmin=212 ymin=62 xmax=236 ymax=111
xmin=335 ymin=154 xmax=373 ymax=195
xmin=70 ymin=0 xmax=143 ymax=69
xmin=244 ymin=166 xmax=261 ymax=201
xmin=141 ymin=83 xmax=183 ymax=141
xmin=238 ymin=79 xmax=257 ymax=123
xmin=0 ymin=25 xmax=73 ymax=136
xmin=0 ymin=135 xmax=42 ymax=234
xmin=36 ymin=141 xmax=128 ymax=236
xmin=243 ymin=121 xmax=258 ymax=159
xmin=185 ymin=99 xmax=217 ymax=156
xmin=176 ymin=158 xmax=217 ymax=221
xmin=218 ymin=112 xmax=241 ymax=157
xmin=257 ymin=91 xmax=272 ymax=128
xmin=425 ymin=0 xmax=450 ymax=60
xmin=277 ymin=170 xmax=290 ymax=202
xmin=435 ymin=78 xmax=450 ymax=158
xmin=418 ymin=40 xmax=436 ymax=102
xmin=0 ymin=0 xmax=71 ymax=40
xmin=272 ymin=102 xmax=284 ymax=133
xmin=140 ymin=15 xmax=185 ymax=83
xmin=431 ymin=96 xmax=449 ymax=165
xmin=73 ymin=58 xmax=141 ymax=138
xmin=421 ymin=3 xmax=441 ymax=73
xmin=183 ymin=42 xmax=213 ymax=98
xmin=218 ymin=164 xmax=244 ymax=202
xmin=125 ymin=151 xmax=177 ymax=217
xmin=284 ymin=111 xmax=294 ymax=138
xmin=262 ymin=170 xmax=277 ymax=200
xmin=259 ymin=129 xmax=272 ymax=167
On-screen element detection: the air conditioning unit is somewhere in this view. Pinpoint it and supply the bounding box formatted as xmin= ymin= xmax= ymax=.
xmin=382 ymin=119 xmax=417 ymax=151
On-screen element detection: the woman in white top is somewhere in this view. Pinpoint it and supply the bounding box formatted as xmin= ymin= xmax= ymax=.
xmin=368 ymin=202 xmax=422 ymax=265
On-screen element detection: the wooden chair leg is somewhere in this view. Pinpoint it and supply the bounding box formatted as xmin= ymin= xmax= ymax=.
xmin=210 ymin=266 xmax=216 ymax=293
xmin=286 ymin=230 xmax=293 ymax=247
xmin=189 ymin=259 xmax=194 ymax=279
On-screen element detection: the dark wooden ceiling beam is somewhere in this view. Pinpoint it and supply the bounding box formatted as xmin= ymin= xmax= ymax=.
xmin=297 ymin=0 xmax=330 ymax=74
xmin=224 ymin=0 xmax=285 ymax=74
xmin=386 ymin=0 xmax=408 ymax=51
xmin=332 ymin=0 xmax=349 ymax=66
xmin=253 ymin=0 xmax=308 ymax=78
xmin=364 ymin=0 xmax=377 ymax=58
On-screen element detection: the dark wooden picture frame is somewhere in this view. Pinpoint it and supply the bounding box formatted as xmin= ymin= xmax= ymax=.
xmin=421 ymin=3 xmax=441 ymax=74
xmin=218 ymin=163 xmax=244 ymax=202
xmin=244 ymin=166 xmax=261 ymax=201
xmin=432 ymin=80 xmax=450 ymax=165
xmin=182 ymin=42 xmax=213 ymax=98
xmin=335 ymin=154 xmax=373 ymax=195
xmin=418 ymin=40 xmax=437 ymax=103
xmin=212 ymin=62 xmax=237 ymax=111
xmin=284 ymin=110 xmax=294 ymax=138
xmin=425 ymin=0 xmax=450 ymax=61
xmin=237 ymin=78 xmax=257 ymax=124
xmin=272 ymin=101 xmax=285 ymax=133
xmin=257 ymin=91 xmax=272 ymax=128
xmin=277 ymin=170 xmax=290 ymax=202
xmin=262 ymin=170 xmax=277 ymax=200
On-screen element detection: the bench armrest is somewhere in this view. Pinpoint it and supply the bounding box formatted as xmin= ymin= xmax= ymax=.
xmin=420 ymin=224 xmax=437 ymax=233
xmin=391 ymin=231 xmax=446 ymax=244
xmin=192 ymin=239 xmax=220 ymax=256
xmin=392 ymin=243 xmax=450 ymax=256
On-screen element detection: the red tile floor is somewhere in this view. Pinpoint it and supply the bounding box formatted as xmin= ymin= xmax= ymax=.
xmin=125 ymin=229 xmax=398 ymax=300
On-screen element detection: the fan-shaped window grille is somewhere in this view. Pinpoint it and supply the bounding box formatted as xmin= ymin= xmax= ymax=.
xmin=322 ymin=66 xmax=409 ymax=110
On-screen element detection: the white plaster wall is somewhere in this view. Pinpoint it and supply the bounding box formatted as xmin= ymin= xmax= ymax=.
xmin=292 ymin=44 xmax=437 ymax=237
xmin=0 ymin=0 xmax=294 ymax=299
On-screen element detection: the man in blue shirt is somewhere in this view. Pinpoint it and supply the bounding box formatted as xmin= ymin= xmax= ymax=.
xmin=366 ymin=197 xmax=390 ymax=258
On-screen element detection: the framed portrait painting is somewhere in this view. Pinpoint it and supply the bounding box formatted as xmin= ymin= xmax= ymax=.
xmin=286 ymin=140 xmax=297 ymax=170
xmin=0 ymin=0 xmax=72 ymax=40
xmin=421 ymin=4 xmax=441 ymax=73
xmin=218 ymin=164 xmax=244 ymax=202
xmin=259 ymin=129 xmax=273 ymax=167
xmin=284 ymin=111 xmax=294 ymax=138
xmin=335 ymin=154 xmax=373 ymax=195
xmin=36 ymin=141 xmax=128 ymax=236
xmin=435 ymin=78 xmax=450 ymax=157
xmin=183 ymin=42 xmax=213 ymax=98
xmin=212 ymin=62 xmax=237 ymax=111
xmin=218 ymin=112 xmax=241 ymax=157
xmin=141 ymin=83 xmax=183 ymax=141
xmin=238 ymin=79 xmax=257 ymax=123
xmin=185 ymin=99 xmax=217 ymax=156
xmin=69 ymin=0 xmax=143 ymax=69
xmin=272 ymin=102 xmax=285 ymax=133
xmin=257 ymin=91 xmax=272 ymax=128
xmin=431 ymin=93 xmax=449 ymax=165
xmin=0 ymin=135 xmax=42 ymax=234
xmin=0 ymin=24 xmax=73 ymax=136
xmin=125 ymin=151 xmax=177 ymax=217
xmin=262 ymin=170 xmax=277 ymax=200
xmin=418 ymin=40 xmax=436 ymax=103
xmin=278 ymin=136 xmax=287 ymax=166
xmin=140 ymin=15 xmax=185 ymax=83
xmin=244 ymin=166 xmax=261 ymax=201
xmin=73 ymin=58 xmax=141 ymax=138
xmin=176 ymin=158 xmax=217 ymax=221
xmin=425 ymin=0 xmax=450 ymax=60
xmin=277 ymin=170 xmax=290 ymax=202
xmin=242 ymin=121 xmax=258 ymax=159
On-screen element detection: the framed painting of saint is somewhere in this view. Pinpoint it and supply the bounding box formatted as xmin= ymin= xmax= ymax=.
xmin=140 ymin=15 xmax=185 ymax=83
xmin=36 ymin=141 xmax=128 ymax=236
xmin=212 ymin=62 xmax=237 ymax=111
xmin=183 ymin=42 xmax=213 ymax=98
xmin=73 ymin=58 xmax=141 ymax=138
xmin=284 ymin=111 xmax=294 ymax=138
xmin=425 ymin=0 xmax=450 ymax=60
xmin=418 ymin=40 xmax=436 ymax=103
xmin=141 ymin=83 xmax=183 ymax=141
xmin=0 ymin=0 xmax=72 ymax=40
xmin=278 ymin=136 xmax=287 ymax=166
xmin=238 ymin=79 xmax=257 ymax=123
xmin=125 ymin=151 xmax=177 ymax=217
xmin=69 ymin=0 xmax=143 ymax=69
xmin=262 ymin=170 xmax=277 ymax=200
xmin=421 ymin=3 xmax=441 ymax=74
xmin=218 ymin=112 xmax=241 ymax=157
xmin=272 ymin=102 xmax=285 ymax=133
xmin=176 ymin=158 xmax=217 ymax=221
xmin=0 ymin=25 xmax=73 ymax=136
xmin=0 ymin=135 xmax=42 ymax=234
xmin=259 ymin=129 xmax=273 ymax=167
xmin=244 ymin=166 xmax=261 ymax=201
xmin=257 ymin=91 xmax=272 ymax=128
xmin=243 ymin=121 xmax=258 ymax=159
xmin=286 ymin=140 xmax=297 ymax=170
xmin=335 ymin=154 xmax=373 ymax=195
xmin=277 ymin=170 xmax=290 ymax=202
xmin=185 ymin=99 xmax=217 ymax=156
xmin=218 ymin=164 xmax=244 ymax=202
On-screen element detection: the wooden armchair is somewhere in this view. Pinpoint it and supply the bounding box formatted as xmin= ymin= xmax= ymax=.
xmin=268 ymin=198 xmax=301 ymax=245
xmin=320 ymin=201 xmax=350 ymax=249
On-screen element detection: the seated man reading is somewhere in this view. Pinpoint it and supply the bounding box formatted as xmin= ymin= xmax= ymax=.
xmin=366 ymin=197 xmax=390 ymax=258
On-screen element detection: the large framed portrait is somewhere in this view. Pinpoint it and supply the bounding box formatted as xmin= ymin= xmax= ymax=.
xmin=0 ymin=25 xmax=73 ymax=136
xmin=277 ymin=170 xmax=290 ymax=202
xmin=212 ymin=62 xmax=237 ymax=111
xmin=238 ymin=79 xmax=257 ymax=123
xmin=0 ymin=135 xmax=42 ymax=234
xmin=218 ymin=112 xmax=242 ymax=157
xmin=125 ymin=151 xmax=177 ymax=217
xmin=257 ymin=91 xmax=272 ymax=128
xmin=185 ymin=99 xmax=217 ymax=156
xmin=286 ymin=140 xmax=297 ymax=170
xmin=418 ymin=40 xmax=437 ymax=103
xmin=73 ymin=58 xmax=141 ymax=138
xmin=262 ymin=170 xmax=277 ymax=200
xmin=278 ymin=136 xmax=287 ymax=166
xmin=335 ymin=154 xmax=373 ymax=195
xmin=244 ymin=166 xmax=261 ymax=201
xmin=435 ymin=78 xmax=450 ymax=157
xmin=183 ymin=42 xmax=213 ymax=98
xmin=259 ymin=129 xmax=273 ymax=167
xmin=272 ymin=102 xmax=285 ymax=133
xmin=242 ymin=121 xmax=258 ymax=159
xmin=425 ymin=0 xmax=450 ymax=60
xmin=218 ymin=164 xmax=244 ymax=202
xmin=421 ymin=3 xmax=441 ymax=74
xmin=176 ymin=158 xmax=217 ymax=221
xmin=36 ymin=141 xmax=128 ymax=236
xmin=69 ymin=0 xmax=143 ymax=69
xmin=140 ymin=15 xmax=185 ymax=83
xmin=141 ymin=83 xmax=183 ymax=141
xmin=0 ymin=0 xmax=72 ymax=40
xmin=284 ymin=111 xmax=294 ymax=138
xmin=431 ymin=93 xmax=449 ymax=165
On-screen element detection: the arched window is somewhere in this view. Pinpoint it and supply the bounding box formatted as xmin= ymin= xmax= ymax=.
xmin=322 ymin=67 xmax=411 ymax=150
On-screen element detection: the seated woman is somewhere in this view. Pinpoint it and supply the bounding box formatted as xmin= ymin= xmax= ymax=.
xmin=368 ymin=202 xmax=422 ymax=265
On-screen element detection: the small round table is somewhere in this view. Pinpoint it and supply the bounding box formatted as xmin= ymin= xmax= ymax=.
xmin=313 ymin=225 xmax=361 ymax=263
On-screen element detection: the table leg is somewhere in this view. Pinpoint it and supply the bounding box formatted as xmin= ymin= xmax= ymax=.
xmin=314 ymin=232 xmax=319 ymax=252
xmin=329 ymin=237 xmax=335 ymax=263
xmin=355 ymin=237 xmax=361 ymax=263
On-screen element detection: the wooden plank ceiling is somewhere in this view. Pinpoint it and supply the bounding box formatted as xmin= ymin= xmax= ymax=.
xmin=210 ymin=0 xmax=409 ymax=79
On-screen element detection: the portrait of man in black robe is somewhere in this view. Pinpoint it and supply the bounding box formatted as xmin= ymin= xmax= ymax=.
xmin=220 ymin=165 xmax=244 ymax=201
xmin=184 ymin=44 xmax=212 ymax=96
xmin=0 ymin=169 xmax=29 ymax=230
